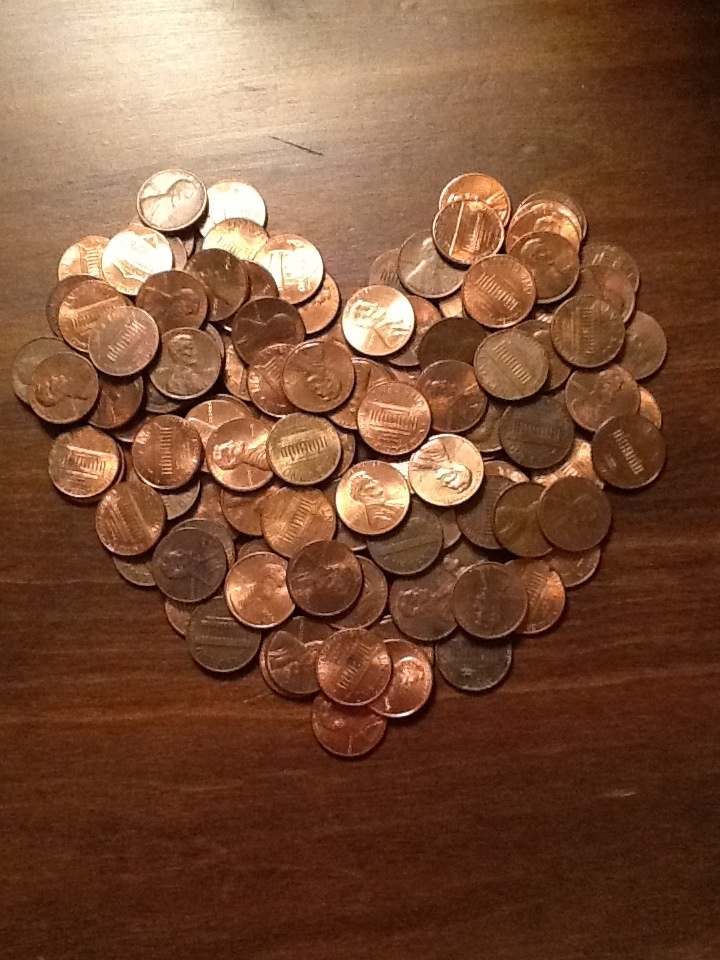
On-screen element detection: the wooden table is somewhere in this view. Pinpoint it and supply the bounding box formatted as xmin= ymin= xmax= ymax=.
xmin=2 ymin=2 xmax=719 ymax=957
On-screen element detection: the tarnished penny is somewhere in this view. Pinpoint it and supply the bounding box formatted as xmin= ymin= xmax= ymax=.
xmin=287 ymin=540 xmax=363 ymax=617
xmin=311 ymin=694 xmax=387 ymax=759
xmin=102 ymin=224 xmax=173 ymax=296
xmin=225 ymin=551 xmax=294 ymax=628
xmin=151 ymin=525 xmax=227 ymax=602
xmin=330 ymin=358 xmax=395 ymax=431
xmin=57 ymin=278 xmax=130 ymax=353
xmin=232 ymin=296 xmax=304 ymax=364
xmin=316 ymin=628 xmax=391 ymax=706
xmin=416 ymin=360 xmax=486 ymax=433
xmin=267 ymin=413 xmax=342 ymax=485
xmin=498 ymin=395 xmax=576 ymax=470
xmin=95 ymin=480 xmax=166 ymax=556
xmin=582 ymin=240 xmax=640 ymax=292
xmin=58 ymin=235 xmax=109 ymax=281
xmin=397 ymin=230 xmax=465 ymax=299
xmin=453 ymin=561 xmax=527 ymax=639
xmin=357 ymin=380 xmax=430 ymax=455
xmin=203 ymin=217 xmax=268 ymax=262
xmin=417 ymin=315 xmax=486 ymax=368
xmin=432 ymin=200 xmax=504 ymax=266
xmin=517 ymin=316 xmax=571 ymax=391
xmin=408 ymin=434 xmax=484 ymax=507
xmin=532 ymin=436 xmax=603 ymax=488
xmin=223 ymin=340 xmax=251 ymax=401
xmin=137 ymin=168 xmax=207 ymax=232
xmin=132 ymin=414 xmax=202 ymax=489
xmin=576 ymin=264 xmax=636 ymax=324
xmin=473 ymin=329 xmax=548 ymax=401
xmin=282 ymin=340 xmax=355 ymax=412
xmin=150 ymin=328 xmax=221 ymax=400
xmin=436 ymin=633 xmax=513 ymax=693
xmin=591 ymin=414 xmax=666 ymax=489
xmin=508 ymin=231 xmax=580 ymax=304
xmin=136 ymin=270 xmax=208 ymax=333
xmin=336 ymin=461 xmax=409 ymax=536
xmin=465 ymin=397 xmax=505 ymax=453
xmin=367 ymin=499 xmax=443 ymax=576
xmin=159 ymin=478 xmax=201 ymax=521
xmin=48 ymin=425 xmax=121 ymax=499
xmin=618 ymin=311 xmax=667 ymax=380
xmin=46 ymin=276 xmax=88 ymax=336
xmin=298 ymin=274 xmax=340 ymax=335
xmin=439 ymin=172 xmax=511 ymax=224
xmin=199 ymin=179 xmax=267 ymax=235
xmin=565 ymin=366 xmax=641 ymax=433
xmin=551 ymin=296 xmax=625 ymax=368
xmin=185 ymin=249 xmax=249 ymax=323
xmin=247 ymin=344 xmax=296 ymax=417
xmin=508 ymin=558 xmax=566 ymax=634
xmin=493 ymin=481 xmax=552 ymax=557
xmin=485 ymin=459 xmax=529 ymax=484
xmin=342 ymin=285 xmax=415 ymax=357
xmin=462 ymin=254 xmax=535 ymax=329
xmin=264 ymin=617 xmax=331 ymax=697
xmin=186 ymin=596 xmax=261 ymax=673
xmin=261 ymin=486 xmax=335 ymax=557
xmin=370 ymin=639 xmax=433 ymax=718
xmin=368 ymin=248 xmax=403 ymax=290
xmin=638 ymin=387 xmax=662 ymax=428
xmin=537 ymin=476 xmax=612 ymax=551
xmin=256 ymin=233 xmax=324 ymax=304
xmin=164 ymin=598 xmax=194 ymax=636
xmin=388 ymin=564 xmax=457 ymax=642
xmin=89 ymin=374 xmax=144 ymax=429
xmin=28 ymin=352 xmax=99 ymax=424
xmin=88 ymin=306 xmax=159 ymax=376
xmin=220 ymin=482 xmax=280 ymax=537
xmin=112 ymin=554 xmax=156 ymax=589
xmin=206 ymin=417 xmax=272 ymax=491
xmin=331 ymin=556 xmax=388 ymax=630
xmin=547 ymin=546 xmax=602 ymax=588
xmin=456 ymin=474 xmax=513 ymax=549
xmin=11 ymin=337 xmax=72 ymax=404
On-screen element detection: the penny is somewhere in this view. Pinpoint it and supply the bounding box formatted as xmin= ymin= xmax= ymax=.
xmin=149 ymin=327 xmax=222 ymax=400
xmin=370 ymin=638 xmax=433 ymax=718
xmin=136 ymin=270 xmax=208 ymax=334
xmin=185 ymin=596 xmax=261 ymax=674
xmin=473 ymin=329 xmax=549 ymax=401
xmin=132 ymin=414 xmax=202 ymax=489
xmin=88 ymin=305 xmax=159 ymax=376
xmin=532 ymin=436 xmax=603 ymax=488
xmin=281 ymin=340 xmax=355 ymax=413
xmin=493 ymin=481 xmax=552 ymax=557
xmin=329 ymin=358 xmax=395 ymax=431
xmin=436 ymin=632 xmax=513 ymax=694
xmin=508 ymin=558 xmax=566 ymax=634
xmin=186 ymin=395 xmax=251 ymax=461
xmin=95 ymin=480 xmax=166 ymax=556
xmin=485 ymin=459 xmax=529 ymax=483
xmin=397 ymin=230 xmax=466 ymax=299
xmin=316 ymin=628 xmax=391 ymax=706
xmin=206 ymin=417 xmax=272 ymax=491
xmin=256 ymin=233 xmax=324 ymax=304
xmin=582 ymin=240 xmax=640 ymax=292
xmin=453 ymin=561 xmax=527 ymax=639
xmin=223 ymin=340 xmax=251 ymax=401
xmin=374 ymin=618 xmax=436 ymax=663
xmin=591 ymin=413 xmax=665 ymax=489
xmin=547 ymin=546 xmax=602 ymax=588
xmin=408 ymin=434 xmax=484 ymax=507
xmin=439 ymin=172 xmax=512 ymax=224
xmin=437 ymin=290 xmax=464 ymax=318
xmin=506 ymin=201 xmax=582 ymax=251
xmin=199 ymin=179 xmax=267 ymax=235
xmin=137 ymin=168 xmax=207 ymax=232
xmin=185 ymin=249 xmax=249 ymax=323
xmin=235 ymin=539 xmax=273 ymax=560
xmin=517 ymin=316 xmax=571 ymax=390
xmin=389 ymin=296 xmax=441 ymax=368
xmin=57 ymin=277 xmax=130 ymax=353
xmin=335 ymin=461 xmax=409 ymax=536
xmin=247 ymin=344 xmax=296 ymax=417
xmin=58 ymin=235 xmax=109 ymax=281
xmin=111 ymin=414 xmax=151 ymax=445
xmin=46 ymin=275 xmax=88 ymax=336
xmin=164 ymin=598 xmax=195 ymax=636
xmin=342 ymin=285 xmax=415 ymax=357
xmin=311 ymin=694 xmax=387 ymax=759
xmin=456 ymin=474 xmax=514 ymax=549
xmin=537 ymin=476 xmax=612 ymax=551
xmin=507 ymin=231 xmax=580 ymax=304
xmin=239 ymin=260 xmax=278 ymax=302
xmin=159 ymin=478 xmax=201 ymax=521
xmin=333 ymin=428 xmax=356 ymax=479
xmin=48 ymin=425 xmax=121 ymax=499
xmin=331 ymin=556 xmax=388 ymax=630
xmin=388 ymin=563 xmax=457 ymax=642
xmin=618 ymin=311 xmax=667 ymax=380
xmin=261 ymin=486 xmax=335 ymax=557
xmin=220 ymin=482 xmax=280 ymax=536
xmin=432 ymin=199 xmax=504 ymax=266
xmin=287 ymin=540 xmax=363 ymax=617
xmin=28 ymin=352 xmax=99 ymax=424
xmin=101 ymin=224 xmax=173 ymax=296
xmin=112 ymin=554 xmax=156 ymax=589
xmin=89 ymin=374 xmax=144 ymax=429
xmin=417 ymin=315 xmax=486 ymax=367
xmin=152 ymin=525 xmax=227 ymax=602
xmin=416 ymin=359 xmax=487 ymax=433
xmin=575 ymin=264 xmax=636 ymax=324
xmin=367 ymin=499 xmax=443 ymax=576
xmin=203 ymin=217 xmax=269 ymax=262
xmin=368 ymin=248 xmax=403 ymax=289
xmin=565 ymin=366 xmax=641 ymax=433
xmin=232 ymin=296 xmax=304 ymax=364
xmin=516 ymin=191 xmax=587 ymax=238
xmin=357 ymin=381 xmax=430 ymax=455
xmin=11 ymin=337 xmax=72 ymax=404
xmin=145 ymin=380 xmax=182 ymax=414
xmin=462 ymin=254 xmax=535 ymax=329
xmin=441 ymin=539 xmax=491 ymax=580
xmin=264 ymin=617 xmax=331 ymax=696
xmin=465 ymin=397 xmax=505 ymax=453
xmin=638 ymin=386 xmax=662 ymax=428
xmin=267 ymin=413 xmax=341 ymax=485
xmin=297 ymin=273 xmax=340 ymax=334
xmin=168 ymin=237 xmax=188 ymax=270
xmin=173 ymin=516 xmax=235 ymax=570
xmin=551 ymin=295 xmax=626 ymax=369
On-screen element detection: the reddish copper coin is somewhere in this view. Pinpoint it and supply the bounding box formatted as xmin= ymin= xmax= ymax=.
xmin=432 ymin=199 xmax=504 ymax=266
xmin=473 ymin=329 xmax=548 ymax=401
xmin=408 ymin=434 xmax=485 ymax=507
xmin=416 ymin=359 xmax=487 ymax=433
xmin=58 ymin=235 xmax=109 ymax=281
xmin=88 ymin=306 xmax=159 ymax=376
xmin=368 ymin=248 xmax=403 ymax=289
xmin=186 ymin=395 xmax=252 ymax=460
xmin=388 ymin=563 xmax=457 ymax=642
xmin=102 ymin=224 xmax=173 ymax=296
xmin=591 ymin=413 xmax=666 ymax=489
xmin=316 ymin=628 xmax=392 ymax=706
xmin=136 ymin=270 xmax=208 ymax=334
xmin=638 ymin=387 xmax=662 ymax=428
xmin=225 ymin=551 xmax=294 ymax=628
xmin=357 ymin=380 xmax=431 ymax=455
xmin=57 ymin=277 xmax=130 ymax=353
xmin=547 ymin=546 xmax=602 ymax=588
xmin=232 ymin=296 xmax=304 ymax=364
xmin=89 ymin=374 xmax=144 ymax=430
xmin=28 ymin=352 xmax=99 ymax=424
xmin=131 ymin=414 xmax=203 ymax=489
xmin=582 ymin=240 xmax=640 ymax=292
xmin=311 ymin=694 xmax=387 ymax=759
xmin=46 ymin=275 xmax=88 ymax=336
xmin=206 ymin=417 xmax=272 ymax=492
xmin=551 ymin=296 xmax=625 ymax=368
xmin=532 ymin=436 xmax=603 ymax=488
xmin=335 ymin=461 xmax=410 ymax=536
xmin=149 ymin=328 xmax=222 ymax=400
xmin=462 ymin=254 xmax=535 ymax=329
xmin=565 ymin=366 xmax=641 ymax=433
xmin=282 ymin=340 xmax=355 ymax=413
xmin=508 ymin=232 xmax=580 ymax=304
xmin=331 ymin=556 xmax=388 ymax=630
xmin=485 ymin=459 xmax=529 ymax=484
xmin=223 ymin=340 xmax=251 ymax=401
xmin=267 ymin=413 xmax=342 ymax=485
xmin=220 ymin=482 xmax=280 ymax=536
xmin=48 ymin=425 xmax=121 ymax=499
xmin=136 ymin=168 xmax=207 ymax=232
xmin=455 ymin=474 xmax=513 ymax=550
xmin=453 ymin=561 xmax=528 ymax=639
xmin=498 ymin=396 xmax=575 ymax=470
xmin=298 ymin=274 xmax=341 ymax=334
xmin=186 ymin=249 xmax=249 ymax=323
xmin=517 ymin=191 xmax=587 ymax=237
xmin=95 ymin=481 xmax=166 ymax=556
xmin=287 ymin=540 xmax=363 ymax=617
xmin=261 ymin=486 xmax=336 ymax=557
xmin=517 ymin=316 xmax=571 ymax=391
xmin=493 ymin=481 xmax=552 ymax=558
xmin=576 ymin=264 xmax=636 ymax=324
xmin=247 ymin=344 xmax=296 ymax=417
xmin=256 ymin=233 xmax=324 ymax=305
xmin=329 ymin=358 xmax=396 ymax=431
xmin=370 ymin=638 xmax=433 ymax=719
xmin=537 ymin=476 xmax=612 ymax=551
xmin=11 ymin=337 xmax=72 ymax=404
xmin=203 ymin=217 xmax=269 ymax=262
xmin=264 ymin=617 xmax=331 ymax=697
xmin=507 ymin=200 xmax=582 ymax=250
xmin=112 ymin=554 xmax=156 ymax=589
xmin=397 ymin=230 xmax=466 ymax=299
xmin=164 ymin=598 xmax=194 ymax=636
xmin=618 ymin=311 xmax=667 ymax=380
xmin=508 ymin=558 xmax=566 ymax=635
xmin=439 ymin=172 xmax=512 ymax=224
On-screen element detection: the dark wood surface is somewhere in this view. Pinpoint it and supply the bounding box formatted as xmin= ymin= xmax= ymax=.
xmin=2 ymin=2 xmax=720 ymax=958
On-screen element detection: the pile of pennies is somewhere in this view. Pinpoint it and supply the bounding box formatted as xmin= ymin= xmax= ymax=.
xmin=11 ymin=169 xmax=667 ymax=758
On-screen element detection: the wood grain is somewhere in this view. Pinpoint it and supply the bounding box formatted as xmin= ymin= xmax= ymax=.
xmin=1 ymin=1 xmax=720 ymax=957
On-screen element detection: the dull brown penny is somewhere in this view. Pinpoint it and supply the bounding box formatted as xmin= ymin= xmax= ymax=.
xmin=465 ymin=396 xmax=505 ymax=453
xmin=267 ymin=413 xmax=342 ymax=485
xmin=151 ymin=525 xmax=227 ymax=602
xmin=247 ymin=344 xmax=296 ymax=417
xmin=48 ymin=425 xmax=121 ymax=499
xmin=264 ymin=617 xmax=331 ymax=697
xmin=575 ymin=264 xmax=636 ymax=324
xmin=370 ymin=638 xmax=433 ymax=718
xmin=368 ymin=248 xmax=403 ymax=290
xmin=551 ymin=296 xmax=625 ymax=368
xmin=316 ymin=628 xmax=391 ymax=706
xmin=232 ymin=296 xmax=305 ymax=364
xmin=357 ymin=380 xmax=431 ymax=455
xmin=432 ymin=199 xmax=504 ymax=266
xmin=89 ymin=374 xmax=144 ymax=430
xmin=112 ymin=554 xmax=156 ymax=589
xmin=455 ymin=474 xmax=513 ymax=550
xmin=11 ymin=337 xmax=72 ymax=404
xmin=28 ymin=352 xmax=99 ymax=424
xmin=206 ymin=417 xmax=272 ymax=492
xmin=397 ymin=230 xmax=466 ymax=299
xmin=102 ymin=224 xmax=173 ymax=296
xmin=335 ymin=461 xmax=410 ymax=536
xmin=416 ymin=359 xmax=487 ymax=433
xmin=508 ymin=558 xmax=566 ymax=634
xmin=436 ymin=633 xmax=513 ymax=693
xmin=261 ymin=486 xmax=336 ymax=557
xmin=591 ymin=413 xmax=666 ymax=489
xmin=498 ymin=395 xmax=576 ymax=470
xmin=388 ymin=563 xmax=457 ymax=642
xmin=223 ymin=340 xmax=251 ymax=401
xmin=582 ymin=240 xmax=640 ymax=292
xmin=311 ymin=694 xmax=387 ymax=758
xmin=131 ymin=414 xmax=202 ymax=489
xmin=95 ymin=480 xmax=166 ymax=556
xmin=281 ymin=340 xmax=355 ymax=413
xmin=462 ymin=254 xmax=535 ymax=328
xmin=287 ymin=540 xmax=363 ymax=617
xmin=493 ymin=481 xmax=552 ymax=558
xmin=618 ymin=311 xmax=667 ymax=380
xmin=417 ymin=315 xmax=486 ymax=367
xmin=185 ymin=596 xmax=262 ymax=674
xmin=389 ymin=296 xmax=441 ymax=367
xmin=367 ymin=499 xmax=443 ymax=576
xmin=547 ymin=546 xmax=602 ymax=589
xmin=473 ymin=328 xmax=548 ymax=401
xmin=46 ymin=275 xmax=88 ymax=336
xmin=565 ymin=366 xmax=641 ymax=433
xmin=408 ymin=434 xmax=484 ymax=507
xmin=150 ymin=327 xmax=222 ymax=400
xmin=331 ymin=556 xmax=388 ymax=630
xmin=185 ymin=248 xmax=249 ymax=323
xmin=537 ymin=476 xmax=612 ymax=551
xmin=453 ymin=561 xmax=527 ymax=639
xmin=136 ymin=270 xmax=208 ymax=333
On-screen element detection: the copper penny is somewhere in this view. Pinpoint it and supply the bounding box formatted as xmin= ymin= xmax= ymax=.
xmin=565 ymin=366 xmax=641 ymax=433
xmin=397 ymin=230 xmax=465 ymax=299
xmin=298 ymin=273 xmax=340 ymax=334
xmin=185 ymin=596 xmax=261 ymax=674
xmin=88 ymin=305 xmax=159 ymax=376
xmin=11 ymin=337 xmax=72 ymax=404
xmin=416 ymin=359 xmax=487 ymax=433
xmin=235 ymin=539 xmax=274 ymax=561
xmin=186 ymin=395 xmax=252 ymax=462
xmin=136 ymin=270 xmax=208 ymax=334
xmin=388 ymin=296 xmax=441 ymax=368
xmin=149 ymin=328 xmax=222 ymax=400
xmin=508 ymin=558 xmax=566 ymax=634
xmin=508 ymin=232 xmax=580 ymax=304
xmin=89 ymin=374 xmax=144 ymax=430
xmin=465 ymin=397 xmax=505 ymax=453
xmin=551 ymin=296 xmax=625 ymax=368
xmin=329 ymin=358 xmax=395 ymax=431
xmin=532 ymin=436 xmax=603 ymax=488
xmin=203 ymin=217 xmax=268 ymax=262
xmin=267 ymin=413 xmax=341 ymax=485
xmin=438 ymin=172 xmax=512 ymax=224
xmin=547 ymin=546 xmax=602 ymax=589
xmin=48 ymin=425 xmax=121 ymax=499
xmin=342 ymin=285 xmax=415 ymax=357
xmin=28 ymin=352 xmax=99 ymax=424
xmin=247 ymin=344 xmax=296 ymax=417
xmin=168 ymin=236 xmax=188 ymax=270
xmin=232 ymin=296 xmax=304 ymax=364
xmin=199 ymin=179 xmax=267 ymax=235
xmin=132 ymin=414 xmax=202 ymax=489
xmin=485 ymin=459 xmax=529 ymax=484
xmin=453 ymin=561 xmax=527 ymax=639
xmin=261 ymin=486 xmax=335 ymax=557
xmin=239 ymin=260 xmax=278 ymax=302
xmin=517 ymin=316 xmax=571 ymax=391
xmin=185 ymin=249 xmax=249 ymax=323
xmin=506 ymin=200 xmax=582 ymax=251
xmin=112 ymin=554 xmax=156 ymax=589
xmin=388 ymin=564 xmax=457 ymax=642
xmin=591 ymin=413 xmax=665 ymax=489
xmin=493 ymin=481 xmax=552 ymax=558
xmin=408 ymin=434 xmax=484 ymax=507
xmin=357 ymin=381 xmax=430 ymax=455
xmin=582 ymin=240 xmax=640 ymax=292
xmin=432 ymin=200 xmax=504 ymax=266
xmin=311 ymin=694 xmax=387 ymax=759
xmin=335 ymin=461 xmax=409 ymax=536
xmin=316 ymin=628 xmax=391 ymax=706
xmin=367 ymin=499 xmax=443 ymax=576
xmin=436 ymin=633 xmax=513 ymax=693
xmin=223 ymin=340 xmax=251 ymax=401
xmin=473 ymin=328 xmax=548 ymax=401
xmin=152 ymin=526 xmax=227 ymax=602
xmin=368 ymin=248 xmax=403 ymax=290
xmin=220 ymin=482 xmax=281 ymax=537
xmin=538 ymin=476 xmax=612 ymax=551
xmin=206 ymin=417 xmax=272 ymax=492
xmin=370 ymin=638 xmax=433 ymax=718
xmin=144 ymin=381 xmax=182 ymax=415
xmin=462 ymin=254 xmax=535 ymax=329
xmin=95 ymin=480 xmax=166 ymax=556
xmin=417 ymin=315 xmax=486 ymax=368
xmin=498 ymin=395 xmax=575 ymax=470
xmin=618 ymin=311 xmax=667 ymax=380
xmin=456 ymin=474 xmax=514 ymax=550
xmin=102 ymin=224 xmax=173 ymax=296
xmin=58 ymin=235 xmax=109 ymax=281
xmin=164 ymin=598 xmax=195 ymax=636
xmin=159 ymin=478 xmax=201 ymax=521
xmin=331 ymin=556 xmax=388 ymax=630
xmin=264 ymin=617 xmax=331 ymax=696
xmin=575 ymin=264 xmax=636 ymax=324
xmin=137 ymin=168 xmax=206 ymax=232
xmin=638 ymin=387 xmax=662 ymax=428
xmin=517 ymin=191 xmax=587 ymax=237
xmin=443 ymin=539 xmax=495 ymax=585
xmin=287 ymin=540 xmax=363 ymax=617
xmin=57 ymin=277 xmax=130 ymax=353
xmin=281 ymin=340 xmax=355 ymax=413
xmin=46 ymin=276 xmax=88 ymax=336
xmin=255 ymin=233 xmax=324 ymax=304
xmin=437 ymin=290 xmax=464 ymax=318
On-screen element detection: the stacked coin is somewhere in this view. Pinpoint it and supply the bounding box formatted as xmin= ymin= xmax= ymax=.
xmin=12 ymin=168 xmax=667 ymax=758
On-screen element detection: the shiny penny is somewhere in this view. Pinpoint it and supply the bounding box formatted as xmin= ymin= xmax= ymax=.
xmin=136 ymin=270 xmax=208 ymax=334
xmin=508 ymin=231 xmax=580 ymax=304
xmin=508 ymin=558 xmax=566 ymax=635
xmin=565 ymin=366 xmax=641 ymax=433
xmin=131 ymin=414 xmax=202 ymax=489
xmin=370 ymin=638 xmax=433 ymax=719
xmin=462 ymin=254 xmax=535 ymax=328
xmin=95 ymin=480 xmax=166 ymax=556
xmin=261 ymin=486 xmax=336 ymax=557
xmin=316 ymin=628 xmax=392 ymax=706
xmin=57 ymin=277 xmax=129 ymax=353
xmin=330 ymin=358 xmax=395 ymax=431
xmin=232 ymin=296 xmax=304 ymax=364
xmin=255 ymin=233 xmax=324 ymax=304
xmin=220 ymin=482 xmax=281 ymax=537
xmin=282 ymin=340 xmax=355 ymax=413
xmin=432 ymin=199 xmax=504 ymax=266
xmin=335 ymin=461 xmax=410 ymax=536
xmin=150 ymin=327 xmax=221 ymax=400
xmin=203 ymin=217 xmax=268 ymax=262
xmin=389 ymin=296 xmax=441 ymax=368
xmin=408 ymin=434 xmax=484 ymax=507
xmin=136 ymin=168 xmax=207 ymax=232
xmin=225 ymin=551 xmax=294 ymax=629
xmin=48 ymin=425 xmax=121 ymax=499
xmin=311 ymin=694 xmax=387 ymax=759
xmin=102 ymin=224 xmax=173 ymax=296
xmin=342 ymin=285 xmax=415 ymax=357
xmin=58 ymin=234 xmax=109 ymax=281
xmin=357 ymin=380 xmax=430 ymax=455
xmin=247 ymin=344 xmax=296 ymax=417
xmin=267 ymin=413 xmax=342 ymax=485
xmin=206 ymin=417 xmax=272 ymax=492
xmin=88 ymin=305 xmax=159 ymax=376
xmin=439 ymin=172 xmax=512 ymax=224
xmin=591 ymin=413 xmax=666 ymax=489
xmin=199 ymin=179 xmax=267 ymax=235
xmin=493 ymin=481 xmax=552 ymax=557
xmin=298 ymin=273 xmax=341 ymax=334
